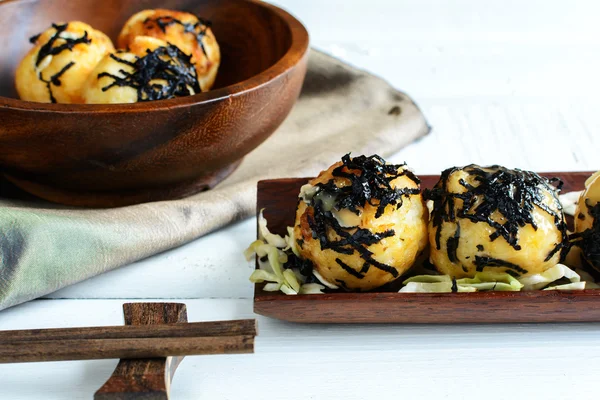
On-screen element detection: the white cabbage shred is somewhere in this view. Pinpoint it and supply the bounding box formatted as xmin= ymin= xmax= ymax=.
xmin=519 ymin=263 xmax=581 ymax=291
xmin=400 ymin=264 xmax=595 ymax=293
xmin=558 ymin=190 xmax=582 ymax=217
xmin=247 ymin=210 xmax=325 ymax=295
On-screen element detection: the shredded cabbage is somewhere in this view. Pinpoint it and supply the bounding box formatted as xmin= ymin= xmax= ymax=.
xmin=576 ymin=269 xmax=600 ymax=289
xmin=299 ymin=184 xmax=319 ymax=203
xmin=399 ymin=265 xmax=596 ymax=293
xmin=258 ymin=209 xmax=287 ymax=248
xmin=244 ymin=240 xmax=264 ymax=262
xmin=400 ymin=281 xmax=453 ymax=293
xmin=263 ymin=282 xmax=283 ymax=292
xmin=284 ymin=226 xmax=301 ymax=257
xmin=313 ymin=270 xmax=339 ymax=289
xmin=558 ymin=191 xmax=582 ymax=217
xmin=458 ymin=272 xmax=523 ymax=291
xmin=519 ymin=264 xmax=580 ymax=291
xmin=544 ymin=282 xmax=587 ymax=290
xmin=400 ymin=272 xmax=521 ymax=292
xmin=299 ymin=283 xmax=326 ymax=294
xmin=247 ymin=217 xmax=325 ymax=295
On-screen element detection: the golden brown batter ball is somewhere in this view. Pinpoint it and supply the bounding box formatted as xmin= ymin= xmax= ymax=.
xmin=293 ymin=155 xmax=429 ymax=291
xmin=427 ymin=165 xmax=568 ymax=279
xmin=117 ymin=9 xmax=220 ymax=91
xmin=81 ymin=36 xmax=201 ymax=104
xmin=574 ymin=171 xmax=600 ymax=272
xmin=15 ymin=22 xmax=114 ymax=103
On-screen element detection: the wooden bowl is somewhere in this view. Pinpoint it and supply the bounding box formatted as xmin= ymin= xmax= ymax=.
xmin=0 ymin=0 xmax=309 ymax=207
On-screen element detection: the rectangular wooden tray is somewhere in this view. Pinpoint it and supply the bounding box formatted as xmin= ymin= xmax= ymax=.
xmin=253 ymin=171 xmax=600 ymax=324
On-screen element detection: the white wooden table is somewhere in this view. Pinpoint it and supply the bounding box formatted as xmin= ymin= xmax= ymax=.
xmin=3 ymin=1 xmax=600 ymax=398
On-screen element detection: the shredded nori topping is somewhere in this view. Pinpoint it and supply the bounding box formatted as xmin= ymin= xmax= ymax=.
xmin=446 ymin=224 xmax=461 ymax=263
xmin=34 ymin=23 xmax=92 ymax=66
xmin=29 ymin=23 xmax=93 ymax=102
xmin=283 ymin=253 xmax=314 ymax=278
xmin=316 ymin=154 xmax=420 ymax=219
xmin=336 ymin=258 xmax=365 ymax=279
xmin=571 ymin=202 xmax=600 ymax=271
xmin=144 ymin=15 xmax=212 ymax=56
xmin=425 ymin=165 xmax=568 ymax=276
xmin=474 ymin=256 xmax=529 ymax=275
xmin=335 ymin=279 xmax=350 ymax=291
xmin=29 ymin=33 xmax=41 ymax=44
xmin=38 ymin=61 xmax=75 ymax=103
xmin=304 ymin=154 xmax=420 ymax=280
xmin=98 ymin=44 xmax=201 ymax=101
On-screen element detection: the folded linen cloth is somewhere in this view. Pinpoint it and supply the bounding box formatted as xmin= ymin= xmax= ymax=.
xmin=0 ymin=50 xmax=430 ymax=311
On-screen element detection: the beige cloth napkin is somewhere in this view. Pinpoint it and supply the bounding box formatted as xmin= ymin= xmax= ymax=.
xmin=0 ymin=50 xmax=429 ymax=310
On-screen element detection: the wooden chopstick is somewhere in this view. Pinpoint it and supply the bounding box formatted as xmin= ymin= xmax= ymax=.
xmin=0 ymin=319 xmax=257 ymax=344
xmin=0 ymin=336 xmax=255 ymax=363
xmin=0 ymin=319 xmax=257 ymax=364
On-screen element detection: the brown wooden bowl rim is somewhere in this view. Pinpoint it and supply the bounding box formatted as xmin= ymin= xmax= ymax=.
xmin=0 ymin=0 xmax=309 ymax=114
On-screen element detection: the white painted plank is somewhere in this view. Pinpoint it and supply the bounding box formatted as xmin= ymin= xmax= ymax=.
xmin=270 ymin=0 xmax=600 ymax=99
xmin=1 ymin=299 xmax=600 ymax=399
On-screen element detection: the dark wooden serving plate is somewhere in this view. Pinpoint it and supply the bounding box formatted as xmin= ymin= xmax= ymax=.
xmin=253 ymin=171 xmax=600 ymax=324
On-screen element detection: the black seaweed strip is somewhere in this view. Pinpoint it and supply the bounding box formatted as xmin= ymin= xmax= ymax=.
xmin=474 ymin=255 xmax=528 ymax=275
xmin=446 ymin=223 xmax=461 ymax=263
xmin=335 ymin=258 xmax=365 ymax=279
xmin=38 ymin=61 xmax=75 ymax=103
xmin=572 ymin=202 xmax=600 ymax=270
xmin=451 ymin=278 xmax=458 ymax=292
xmin=35 ymin=23 xmax=91 ymax=66
xmin=99 ymin=44 xmax=201 ymax=101
xmin=144 ymin=15 xmax=212 ymax=56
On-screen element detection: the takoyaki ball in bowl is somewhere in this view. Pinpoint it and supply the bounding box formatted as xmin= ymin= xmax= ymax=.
xmin=117 ymin=9 xmax=220 ymax=91
xmin=293 ymin=154 xmax=429 ymax=291
xmin=81 ymin=36 xmax=201 ymax=104
xmin=574 ymin=171 xmax=600 ymax=272
xmin=15 ymin=22 xmax=114 ymax=103
xmin=427 ymin=165 xmax=568 ymax=279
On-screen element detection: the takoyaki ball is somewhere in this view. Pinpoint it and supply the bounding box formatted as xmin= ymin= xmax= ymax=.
xmin=574 ymin=171 xmax=600 ymax=272
xmin=293 ymin=155 xmax=429 ymax=291
xmin=15 ymin=22 xmax=114 ymax=103
xmin=117 ymin=9 xmax=220 ymax=91
xmin=81 ymin=36 xmax=201 ymax=104
xmin=427 ymin=165 xmax=568 ymax=279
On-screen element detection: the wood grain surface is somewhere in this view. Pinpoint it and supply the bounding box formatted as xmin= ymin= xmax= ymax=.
xmin=0 ymin=0 xmax=309 ymax=207
xmin=0 ymin=320 xmax=258 ymax=343
xmin=94 ymin=303 xmax=188 ymax=400
xmin=253 ymin=172 xmax=600 ymax=324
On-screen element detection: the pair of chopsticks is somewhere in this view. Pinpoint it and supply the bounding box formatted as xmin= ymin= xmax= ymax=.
xmin=0 ymin=319 xmax=257 ymax=363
